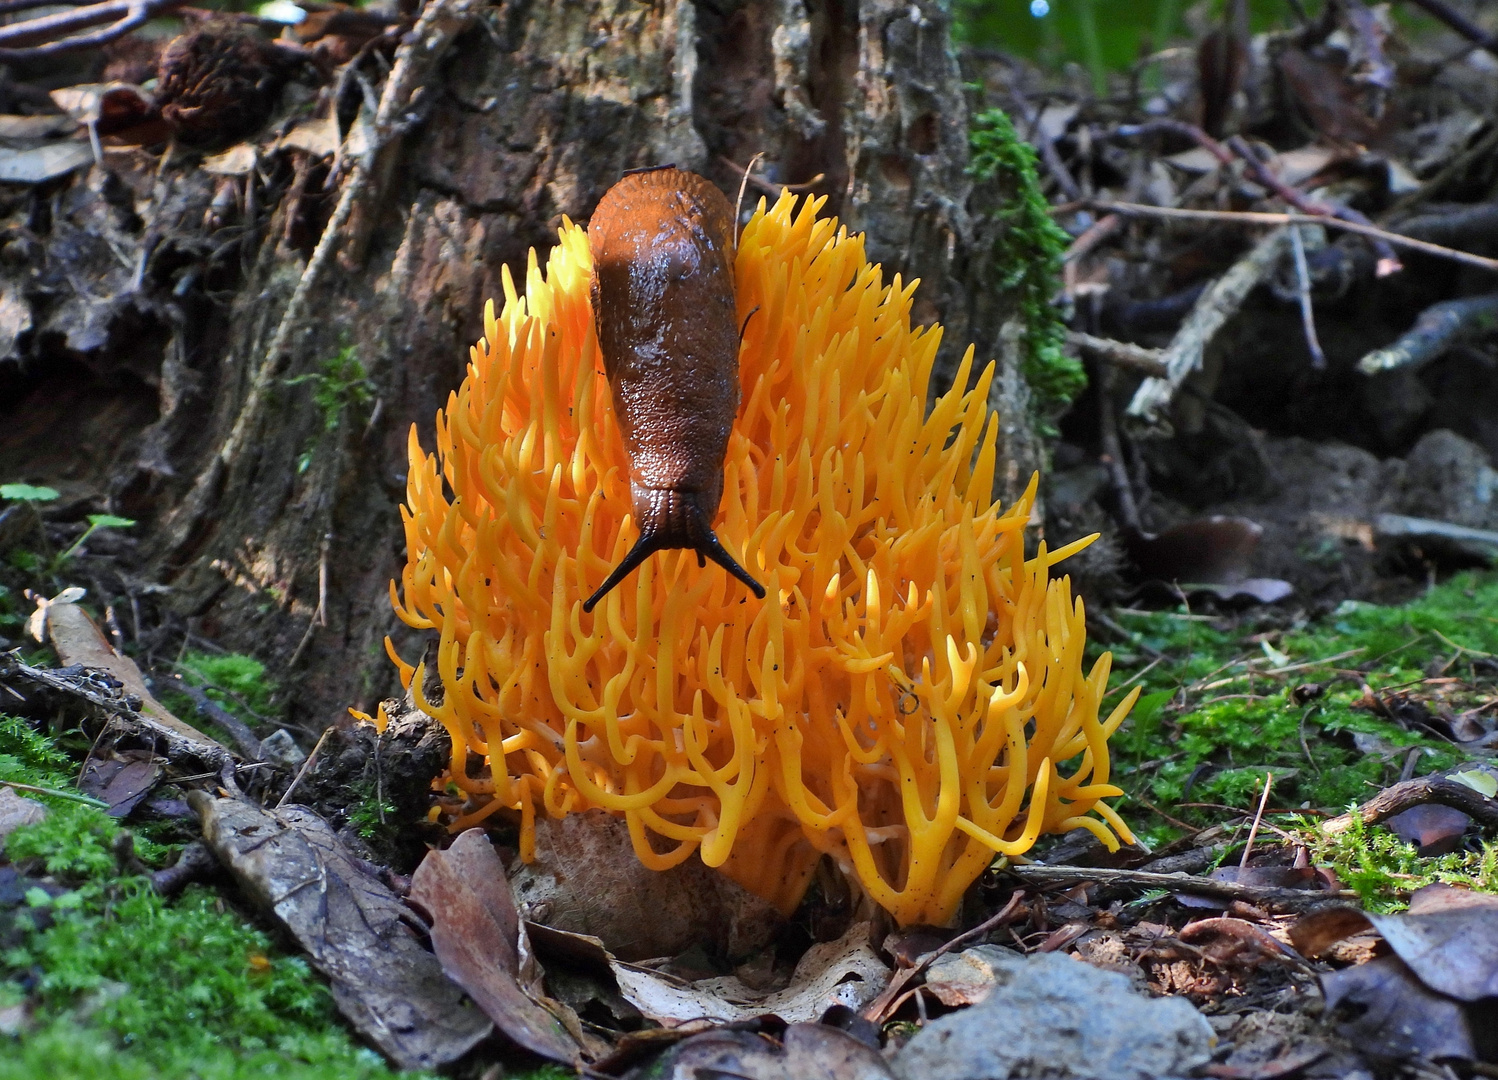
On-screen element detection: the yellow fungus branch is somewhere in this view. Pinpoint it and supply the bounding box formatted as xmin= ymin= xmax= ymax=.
xmin=387 ymin=192 xmax=1135 ymax=925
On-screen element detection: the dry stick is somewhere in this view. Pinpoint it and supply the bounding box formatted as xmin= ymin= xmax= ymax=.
xmin=1321 ymin=774 xmax=1498 ymax=837
xmin=1126 ymin=226 xmax=1289 ymax=424
xmin=863 ymin=889 xmax=1028 ymax=1023
xmin=1085 ymin=200 xmax=1498 ymax=276
xmin=1401 ymin=0 xmax=1498 ymax=58
xmin=1011 ymin=92 xmax=1081 ymax=202
xmin=1357 ymin=293 xmax=1498 ymax=374
xmin=287 ymin=533 xmax=332 ymax=669
xmin=1287 ymin=226 xmax=1326 ymax=369
xmin=0 ymin=0 xmax=189 ymax=58
xmin=1239 ymin=771 xmax=1274 ymax=868
xmin=1095 ymin=357 xmax=1142 ymax=534
xmin=1004 ymin=864 xmax=1358 ymax=912
xmin=275 ymin=727 xmax=333 ymax=809
xmin=1225 ymin=133 xmax=1400 ymax=274
xmin=162 ymin=0 xmax=482 ymax=557
xmin=1066 ymin=330 xmax=1169 ymax=378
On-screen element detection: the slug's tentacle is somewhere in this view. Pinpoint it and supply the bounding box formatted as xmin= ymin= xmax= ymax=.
xmin=583 ymin=488 xmax=764 ymax=613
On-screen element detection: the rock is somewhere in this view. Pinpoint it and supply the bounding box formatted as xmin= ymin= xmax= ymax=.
xmin=0 ymin=787 xmax=48 ymax=851
xmin=889 ymin=946 xmax=1215 ymax=1080
xmin=257 ymin=728 xmax=306 ymax=770
xmin=1395 ymin=429 xmax=1498 ymax=531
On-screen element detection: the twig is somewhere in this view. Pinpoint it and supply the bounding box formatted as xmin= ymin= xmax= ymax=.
xmin=1062 ymin=213 xmax=1121 ymax=297
xmin=287 ymin=533 xmax=332 ymax=669
xmin=276 ymin=727 xmax=333 ymax=809
xmin=0 ymin=0 xmax=189 ymax=59
xmin=1374 ymin=513 xmax=1498 ymax=560
xmin=1066 ymin=330 xmax=1169 ymax=378
xmin=1011 ymin=91 xmax=1081 ymax=201
xmin=1357 ymin=293 xmax=1498 ymax=374
xmin=163 ymin=675 xmax=263 ymax=759
xmin=2 ymin=781 xmax=111 ymax=809
xmin=1005 ymin=864 xmax=1358 ymax=912
xmin=1321 ymin=774 xmax=1498 ymax=836
xmin=162 ymin=0 xmax=482 ymax=558
xmin=862 ymin=890 xmax=1028 ymax=1022
xmin=1126 ymin=226 xmax=1290 ymax=424
xmin=1400 ymin=0 xmax=1498 ymax=58
xmin=1226 ymin=134 xmax=1400 ymax=273
xmin=1240 ymin=772 xmax=1273 ymax=867
xmin=1084 ymin=200 xmax=1498 ymax=275
xmin=1287 ymin=226 xmax=1326 ymax=368
xmin=1095 ymin=356 xmax=1142 ymax=533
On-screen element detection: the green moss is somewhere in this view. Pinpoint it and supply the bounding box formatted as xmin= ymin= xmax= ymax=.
xmin=1100 ymin=572 xmax=1498 ymax=857
xmin=968 ymin=108 xmax=1083 ymax=423
xmin=1307 ymin=814 xmax=1498 ymax=914
xmin=0 ymin=714 xmax=416 ymax=1078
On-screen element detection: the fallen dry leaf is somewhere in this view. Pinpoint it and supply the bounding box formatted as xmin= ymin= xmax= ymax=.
xmin=632 ymin=1022 xmax=896 ymax=1080
xmin=1365 ymin=884 xmax=1498 ymax=1001
xmin=1320 ymin=954 xmax=1477 ymax=1061
xmin=1384 ymin=803 xmax=1470 ymax=856
xmin=409 ymin=829 xmax=580 ymax=1063
xmin=0 ymin=114 xmax=77 ymax=139
xmin=280 ymin=116 xmax=339 ymax=158
xmin=613 ymin=921 xmax=889 ymax=1026
xmin=191 ymin=793 xmax=491 ymax=1069
xmin=202 ymin=143 xmax=257 ymax=175
xmin=79 ymin=748 xmax=161 ymax=818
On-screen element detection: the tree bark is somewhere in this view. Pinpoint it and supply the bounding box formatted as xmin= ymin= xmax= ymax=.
xmin=0 ymin=0 xmax=1042 ymax=735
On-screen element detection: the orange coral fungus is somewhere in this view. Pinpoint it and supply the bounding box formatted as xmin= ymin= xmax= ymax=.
xmin=389 ymin=190 xmax=1138 ymax=926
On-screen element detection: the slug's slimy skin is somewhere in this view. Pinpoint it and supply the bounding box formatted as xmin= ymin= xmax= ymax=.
xmin=583 ymin=166 xmax=766 ymax=613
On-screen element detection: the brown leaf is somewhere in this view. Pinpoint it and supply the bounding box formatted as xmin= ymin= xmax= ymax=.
xmin=409 ymin=829 xmax=580 ymax=1064
xmin=190 ymin=793 xmax=491 ymax=1069
xmin=1365 ymin=884 xmax=1498 ymax=1001
xmin=1288 ymin=906 xmax=1373 ymax=957
xmin=637 ymin=1022 xmax=897 ymax=1080
xmin=1124 ymin=516 xmax=1262 ymax=585
xmin=1320 ymin=954 xmax=1477 ymax=1061
xmin=1384 ymin=804 xmax=1471 ymax=856
xmin=510 ymin=809 xmax=780 ymax=962
xmin=79 ymin=749 xmax=161 ymax=818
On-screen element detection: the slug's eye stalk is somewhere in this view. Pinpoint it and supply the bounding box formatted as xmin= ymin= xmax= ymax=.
xmin=582 ymin=488 xmax=765 ymax=614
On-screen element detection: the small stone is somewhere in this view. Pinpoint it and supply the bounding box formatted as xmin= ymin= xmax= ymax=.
xmin=258 ymin=729 xmax=306 ymax=770
xmin=890 ymin=946 xmax=1215 ymax=1080
xmin=0 ymin=786 xmax=49 ymax=851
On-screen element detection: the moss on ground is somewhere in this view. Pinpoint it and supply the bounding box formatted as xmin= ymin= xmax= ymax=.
xmin=0 ymin=713 xmax=420 ymax=1079
xmin=1094 ymin=570 xmax=1498 ymax=907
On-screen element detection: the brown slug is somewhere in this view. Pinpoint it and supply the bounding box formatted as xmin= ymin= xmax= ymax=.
xmin=582 ymin=165 xmax=766 ymax=614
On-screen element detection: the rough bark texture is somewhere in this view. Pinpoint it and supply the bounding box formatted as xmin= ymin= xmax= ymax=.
xmin=1 ymin=0 xmax=1039 ymax=735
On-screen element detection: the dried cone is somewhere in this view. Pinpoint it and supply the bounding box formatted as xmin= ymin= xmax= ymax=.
xmin=390 ymin=192 xmax=1138 ymax=926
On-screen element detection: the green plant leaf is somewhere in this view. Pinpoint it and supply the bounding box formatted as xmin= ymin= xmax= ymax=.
xmin=84 ymin=514 xmax=135 ymax=530
xmin=1 ymin=484 xmax=60 ymax=502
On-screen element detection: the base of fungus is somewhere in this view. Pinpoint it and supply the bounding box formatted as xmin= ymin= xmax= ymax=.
xmin=385 ymin=191 xmax=1137 ymax=927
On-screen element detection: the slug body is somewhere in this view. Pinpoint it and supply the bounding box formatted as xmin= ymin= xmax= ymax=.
xmin=583 ymin=166 xmax=766 ymax=613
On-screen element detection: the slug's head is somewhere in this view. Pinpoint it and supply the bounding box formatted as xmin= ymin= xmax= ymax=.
xmin=582 ymin=485 xmax=766 ymax=613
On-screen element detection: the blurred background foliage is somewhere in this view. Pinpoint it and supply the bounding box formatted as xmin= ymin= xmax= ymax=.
xmin=953 ymin=0 xmax=1444 ymax=91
